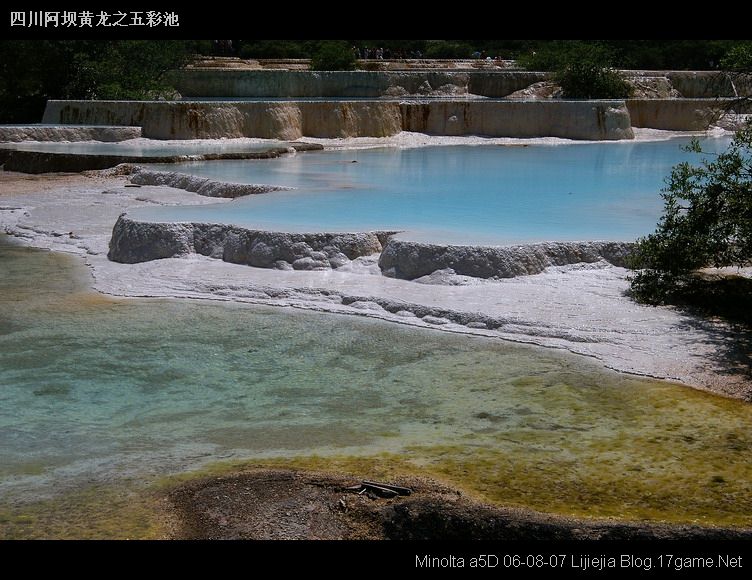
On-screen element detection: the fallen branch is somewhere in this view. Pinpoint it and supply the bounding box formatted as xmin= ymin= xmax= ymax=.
xmin=362 ymin=480 xmax=412 ymax=496
xmin=345 ymin=480 xmax=413 ymax=499
xmin=361 ymin=483 xmax=399 ymax=498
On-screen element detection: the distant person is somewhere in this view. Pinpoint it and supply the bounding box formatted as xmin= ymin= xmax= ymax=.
xmin=472 ymin=51 xmax=481 ymax=59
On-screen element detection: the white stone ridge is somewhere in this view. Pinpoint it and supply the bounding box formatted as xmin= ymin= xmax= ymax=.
xmin=129 ymin=168 xmax=292 ymax=198
xmin=1 ymin=172 xmax=749 ymax=401
xmin=379 ymin=238 xmax=633 ymax=279
xmin=0 ymin=125 xmax=141 ymax=143
xmin=108 ymin=214 xmax=394 ymax=270
xmin=301 ymin=127 xmax=731 ymax=150
xmin=108 ymin=212 xmax=629 ymax=278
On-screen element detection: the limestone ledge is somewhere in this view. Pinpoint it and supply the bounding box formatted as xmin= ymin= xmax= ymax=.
xmin=0 ymin=143 xmax=323 ymax=175
xmin=129 ymin=168 xmax=291 ymax=198
xmin=0 ymin=124 xmax=141 ymax=143
xmin=43 ymin=100 xmax=634 ymax=141
xmin=172 ymin=70 xmax=548 ymax=99
xmin=626 ymin=98 xmax=744 ymax=131
xmin=379 ymin=238 xmax=634 ymax=279
xmin=108 ymin=214 xmax=396 ymax=270
xmin=109 ymin=214 xmax=633 ymax=279
xmin=172 ymin=69 xmax=751 ymax=99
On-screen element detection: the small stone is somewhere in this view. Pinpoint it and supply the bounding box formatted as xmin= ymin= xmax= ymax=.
xmin=245 ymin=291 xmax=271 ymax=299
xmin=292 ymin=257 xmax=329 ymax=271
xmin=328 ymin=254 xmax=350 ymax=269
xmin=422 ymin=315 xmax=450 ymax=325
xmin=290 ymin=242 xmax=313 ymax=257
xmin=348 ymin=300 xmax=385 ymax=312
xmin=249 ymin=241 xmax=276 ymax=267
xmin=322 ymin=294 xmax=343 ymax=304
xmin=322 ymin=247 xmax=350 ymax=269
xmin=395 ymin=310 xmax=417 ymax=318
xmin=417 ymin=80 xmax=433 ymax=95
xmin=382 ymin=85 xmax=409 ymax=97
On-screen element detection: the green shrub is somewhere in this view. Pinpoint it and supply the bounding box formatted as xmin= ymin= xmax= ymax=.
xmin=239 ymin=40 xmax=311 ymax=59
xmin=518 ymin=41 xmax=632 ymax=99
xmin=310 ymin=41 xmax=356 ymax=71
xmin=423 ymin=41 xmax=473 ymax=59
xmin=629 ymin=125 xmax=752 ymax=304
xmin=193 ymin=40 xmax=214 ymax=56
xmin=550 ymin=44 xmax=632 ymax=99
xmin=0 ymin=40 xmax=191 ymax=122
xmin=516 ymin=41 xmax=575 ymax=71
xmin=557 ymin=62 xmax=633 ymax=99
xmin=721 ymin=43 xmax=752 ymax=71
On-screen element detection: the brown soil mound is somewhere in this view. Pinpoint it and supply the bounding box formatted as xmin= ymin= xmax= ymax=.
xmin=168 ymin=468 xmax=752 ymax=540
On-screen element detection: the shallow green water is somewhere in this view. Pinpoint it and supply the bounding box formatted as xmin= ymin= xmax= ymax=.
xmin=0 ymin=236 xmax=750 ymax=534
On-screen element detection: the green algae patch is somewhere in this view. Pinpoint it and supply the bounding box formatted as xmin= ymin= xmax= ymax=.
xmin=400 ymin=445 xmax=752 ymax=528
xmin=152 ymin=453 xmax=418 ymax=491
xmin=3 ymin=427 xmax=750 ymax=540
xmin=153 ymin=441 xmax=752 ymax=530
xmin=0 ymin=483 xmax=168 ymax=540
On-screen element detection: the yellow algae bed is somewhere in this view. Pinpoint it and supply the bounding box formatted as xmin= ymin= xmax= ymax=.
xmin=0 ymin=237 xmax=750 ymax=539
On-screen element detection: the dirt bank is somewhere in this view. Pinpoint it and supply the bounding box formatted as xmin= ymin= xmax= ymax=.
xmin=168 ymin=468 xmax=752 ymax=540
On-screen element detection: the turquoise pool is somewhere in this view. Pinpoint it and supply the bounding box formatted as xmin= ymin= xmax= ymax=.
xmin=138 ymin=137 xmax=731 ymax=244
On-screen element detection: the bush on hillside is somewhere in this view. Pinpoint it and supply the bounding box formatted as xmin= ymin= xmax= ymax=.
xmin=310 ymin=41 xmax=356 ymax=71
